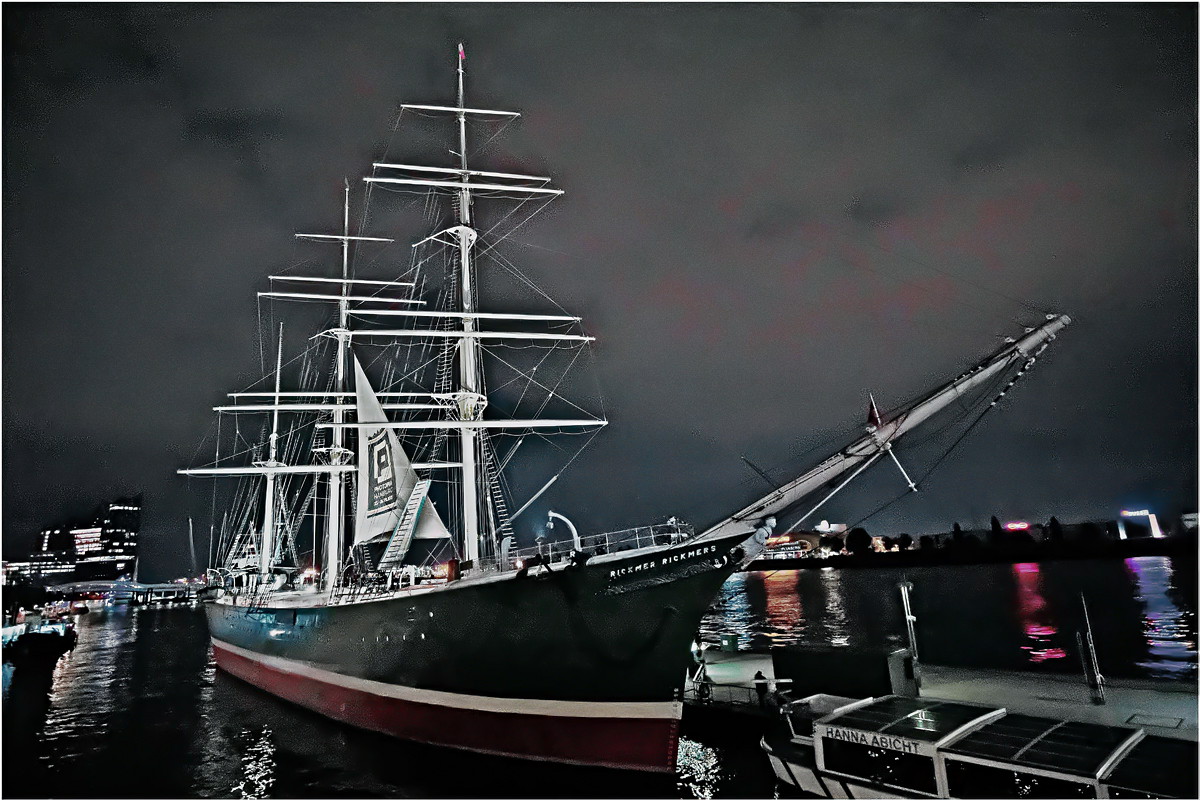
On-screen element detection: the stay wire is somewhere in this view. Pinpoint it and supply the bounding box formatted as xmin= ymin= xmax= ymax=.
xmin=847 ymin=353 xmax=1039 ymax=530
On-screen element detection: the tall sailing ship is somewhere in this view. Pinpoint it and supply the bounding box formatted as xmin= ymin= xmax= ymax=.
xmin=181 ymin=47 xmax=1070 ymax=772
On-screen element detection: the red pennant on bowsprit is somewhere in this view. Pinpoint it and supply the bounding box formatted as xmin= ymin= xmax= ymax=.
xmin=867 ymin=393 xmax=884 ymax=428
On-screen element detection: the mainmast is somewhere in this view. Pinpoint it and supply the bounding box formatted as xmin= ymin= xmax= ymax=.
xmin=324 ymin=180 xmax=353 ymax=587
xmin=453 ymin=42 xmax=484 ymax=566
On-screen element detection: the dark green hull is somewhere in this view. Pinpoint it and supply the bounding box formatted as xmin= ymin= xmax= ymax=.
xmin=207 ymin=531 xmax=753 ymax=770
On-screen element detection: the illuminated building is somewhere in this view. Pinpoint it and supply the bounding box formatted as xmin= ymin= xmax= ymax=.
xmin=2 ymin=495 xmax=141 ymax=584
xmin=1118 ymin=508 xmax=1164 ymax=540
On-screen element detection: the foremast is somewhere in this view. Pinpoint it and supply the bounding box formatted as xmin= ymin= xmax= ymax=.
xmin=354 ymin=43 xmax=596 ymax=573
xmin=453 ymin=42 xmax=485 ymax=565
xmin=183 ymin=45 xmax=603 ymax=584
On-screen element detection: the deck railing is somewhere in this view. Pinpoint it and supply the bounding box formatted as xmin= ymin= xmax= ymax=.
xmin=321 ymin=522 xmax=698 ymax=604
xmin=485 ymin=522 xmax=696 ymax=572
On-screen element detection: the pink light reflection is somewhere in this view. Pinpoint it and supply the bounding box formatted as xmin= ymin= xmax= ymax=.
xmin=1013 ymin=563 xmax=1066 ymax=663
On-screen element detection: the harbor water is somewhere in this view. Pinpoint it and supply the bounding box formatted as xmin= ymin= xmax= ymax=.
xmin=3 ymin=555 xmax=1195 ymax=798
xmin=1 ymin=606 xmax=770 ymax=799
xmin=700 ymin=555 xmax=1196 ymax=683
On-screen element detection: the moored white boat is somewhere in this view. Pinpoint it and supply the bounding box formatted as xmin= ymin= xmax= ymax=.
xmin=762 ymin=693 xmax=1197 ymax=798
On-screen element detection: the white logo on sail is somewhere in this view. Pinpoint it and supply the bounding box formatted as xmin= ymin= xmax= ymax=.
xmin=367 ymin=432 xmax=397 ymax=516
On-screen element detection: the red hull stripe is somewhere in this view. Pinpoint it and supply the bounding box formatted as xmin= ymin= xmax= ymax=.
xmin=212 ymin=640 xmax=681 ymax=772
xmin=213 ymin=639 xmax=680 ymax=718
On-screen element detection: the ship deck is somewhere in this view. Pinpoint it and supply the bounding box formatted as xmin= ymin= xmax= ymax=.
xmin=217 ymin=528 xmax=756 ymax=610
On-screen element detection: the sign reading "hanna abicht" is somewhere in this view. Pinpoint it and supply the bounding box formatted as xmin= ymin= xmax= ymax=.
xmin=816 ymin=724 xmax=929 ymax=756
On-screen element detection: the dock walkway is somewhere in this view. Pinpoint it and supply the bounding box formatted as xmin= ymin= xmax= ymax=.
xmin=683 ymin=650 xmax=1197 ymax=741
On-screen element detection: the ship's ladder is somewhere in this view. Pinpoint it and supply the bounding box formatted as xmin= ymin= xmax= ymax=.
xmin=376 ymin=479 xmax=431 ymax=571
xmin=481 ymin=433 xmax=513 ymax=540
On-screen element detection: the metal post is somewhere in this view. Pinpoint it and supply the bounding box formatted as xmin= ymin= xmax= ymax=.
xmin=1080 ymin=593 xmax=1106 ymax=704
xmin=898 ymin=579 xmax=923 ymax=691
xmin=187 ymin=517 xmax=197 ymax=577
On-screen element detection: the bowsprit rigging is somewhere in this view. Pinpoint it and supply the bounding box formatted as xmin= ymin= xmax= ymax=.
xmin=177 ymin=44 xmax=1070 ymax=773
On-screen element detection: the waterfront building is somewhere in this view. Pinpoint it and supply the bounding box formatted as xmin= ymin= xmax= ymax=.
xmin=3 ymin=496 xmax=141 ymax=585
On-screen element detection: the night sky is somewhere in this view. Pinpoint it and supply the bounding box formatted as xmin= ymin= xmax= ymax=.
xmin=5 ymin=4 xmax=1196 ymax=581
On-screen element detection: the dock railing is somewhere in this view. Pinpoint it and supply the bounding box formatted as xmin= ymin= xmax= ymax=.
xmin=683 ymin=673 xmax=794 ymax=713
xmin=685 ymin=681 xmax=761 ymax=707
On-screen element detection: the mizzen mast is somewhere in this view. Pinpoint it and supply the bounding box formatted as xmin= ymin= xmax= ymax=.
xmin=258 ymin=325 xmax=285 ymax=577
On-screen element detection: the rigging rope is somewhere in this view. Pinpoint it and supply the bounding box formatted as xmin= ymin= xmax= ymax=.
xmin=847 ymin=350 xmax=1043 ymax=530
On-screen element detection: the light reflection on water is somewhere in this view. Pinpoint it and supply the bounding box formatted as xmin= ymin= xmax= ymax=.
xmin=3 ymin=606 xmax=777 ymax=798
xmin=1125 ymin=557 xmax=1198 ymax=679
xmin=675 ymin=737 xmax=721 ymax=799
xmin=233 ymin=726 xmax=276 ymax=799
xmin=1011 ymin=563 xmax=1067 ymax=663
xmin=2 ymin=557 xmax=1193 ymax=798
xmin=699 ymin=569 xmax=855 ymax=650
xmin=819 ymin=568 xmax=850 ymax=647
xmin=701 ymin=556 xmax=1196 ymax=681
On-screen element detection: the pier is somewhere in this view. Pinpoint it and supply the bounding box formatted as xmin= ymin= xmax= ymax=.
xmin=683 ymin=649 xmax=1198 ymax=741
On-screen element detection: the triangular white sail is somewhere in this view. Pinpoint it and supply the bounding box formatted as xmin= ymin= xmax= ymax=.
xmin=413 ymin=501 xmax=451 ymax=540
xmin=352 ymin=354 xmax=415 ymax=545
xmin=352 ymin=354 xmax=450 ymax=551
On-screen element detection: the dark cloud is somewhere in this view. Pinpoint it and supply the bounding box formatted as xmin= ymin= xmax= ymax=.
xmin=4 ymin=4 xmax=1196 ymax=580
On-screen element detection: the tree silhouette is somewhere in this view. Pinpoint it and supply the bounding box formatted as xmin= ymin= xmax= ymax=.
xmin=918 ymin=535 xmax=935 ymax=551
xmin=1048 ymin=516 xmax=1064 ymax=543
xmin=845 ymin=527 xmax=874 ymax=555
xmin=988 ymin=516 xmax=1005 ymax=548
xmin=898 ymin=533 xmax=914 ymax=551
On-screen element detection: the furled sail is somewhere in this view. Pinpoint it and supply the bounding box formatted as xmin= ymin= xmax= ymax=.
xmin=351 ymin=354 xmax=450 ymax=554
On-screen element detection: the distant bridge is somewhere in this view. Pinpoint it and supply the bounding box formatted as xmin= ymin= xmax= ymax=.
xmin=46 ymin=580 xmax=196 ymax=604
